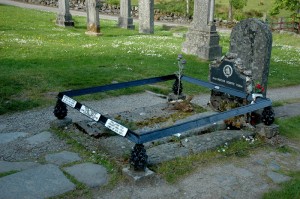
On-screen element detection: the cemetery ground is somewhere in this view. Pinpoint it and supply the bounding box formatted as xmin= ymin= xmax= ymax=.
xmin=0 ymin=3 xmax=300 ymax=199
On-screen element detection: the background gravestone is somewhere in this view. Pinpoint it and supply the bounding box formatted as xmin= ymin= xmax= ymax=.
xmin=229 ymin=18 xmax=272 ymax=96
xmin=118 ymin=0 xmax=135 ymax=29
xmin=139 ymin=0 xmax=154 ymax=34
xmin=182 ymin=0 xmax=222 ymax=60
xmin=56 ymin=0 xmax=74 ymax=27
xmin=86 ymin=0 xmax=101 ymax=36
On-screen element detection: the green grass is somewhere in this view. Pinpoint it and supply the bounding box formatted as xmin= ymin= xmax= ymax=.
xmin=0 ymin=5 xmax=300 ymax=115
xmin=153 ymin=137 xmax=263 ymax=183
xmin=0 ymin=170 xmax=19 ymax=178
xmin=216 ymin=0 xmax=292 ymax=17
xmin=51 ymin=128 xmax=123 ymax=197
xmin=263 ymin=171 xmax=300 ymax=199
xmin=0 ymin=5 xmax=208 ymax=114
xmin=275 ymin=116 xmax=300 ymax=140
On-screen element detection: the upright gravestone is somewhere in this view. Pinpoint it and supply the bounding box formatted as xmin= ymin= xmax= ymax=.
xmin=118 ymin=0 xmax=135 ymax=29
xmin=229 ymin=18 xmax=272 ymax=96
xmin=139 ymin=0 xmax=154 ymax=34
xmin=209 ymin=18 xmax=273 ymax=126
xmin=86 ymin=0 xmax=101 ymax=36
xmin=56 ymin=0 xmax=74 ymax=27
xmin=182 ymin=0 xmax=222 ymax=60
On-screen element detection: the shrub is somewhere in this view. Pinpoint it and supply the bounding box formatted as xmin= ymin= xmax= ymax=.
xmin=244 ymin=9 xmax=264 ymax=18
xmin=155 ymin=0 xmax=194 ymax=17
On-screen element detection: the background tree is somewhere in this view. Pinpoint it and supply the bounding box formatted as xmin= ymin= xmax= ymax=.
xmin=228 ymin=0 xmax=247 ymax=21
xmin=270 ymin=0 xmax=300 ymax=17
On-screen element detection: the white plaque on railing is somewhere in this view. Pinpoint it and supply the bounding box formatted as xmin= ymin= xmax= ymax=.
xmin=105 ymin=119 xmax=128 ymax=136
xmin=62 ymin=95 xmax=77 ymax=108
xmin=80 ymin=105 xmax=101 ymax=122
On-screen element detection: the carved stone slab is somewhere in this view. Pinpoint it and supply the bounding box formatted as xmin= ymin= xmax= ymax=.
xmin=210 ymin=60 xmax=246 ymax=92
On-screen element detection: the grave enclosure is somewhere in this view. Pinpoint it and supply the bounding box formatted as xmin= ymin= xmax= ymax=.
xmin=53 ymin=18 xmax=275 ymax=172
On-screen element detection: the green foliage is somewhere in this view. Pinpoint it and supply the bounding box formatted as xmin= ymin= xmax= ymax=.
xmin=52 ymin=129 xmax=121 ymax=190
xmin=155 ymin=0 xmax=194 ymax=17
xmin=270 ymin=0 xmax=300 ymax=16
xmin=216 ymin=0 xmax=293 ymax=18
xmin=105 ymin=0 xmax=119 ymax=6
xmin=275 ymin=116 xmax=300 ymax=140
xmin=215 ymin=3 xmax=229 ymax=19
xmin=244 ymin=9 xmax=264 ymax=18
xmin=230 ymin=0 xmax=247 ymax=10
xmin=0 ymin=5 xmax=300 ymax=115
xmin=263 ymin=171 xmax=300 ymax=199
xmin=153 ymin=150 xmax=219 ymax=183
xmin=154 ymin=137 xmax=263 ymax=183
xmin=0 ymin=170 xmax=19 ymax=178
xmin=0 ymin=5 xmax=208 ymax=115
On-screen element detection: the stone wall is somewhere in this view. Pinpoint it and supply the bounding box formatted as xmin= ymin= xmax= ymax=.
xmin=15 ymin=0 xmax=192 ymax=24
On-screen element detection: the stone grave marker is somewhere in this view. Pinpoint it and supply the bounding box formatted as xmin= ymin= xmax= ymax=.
xmin=182 ymin=0 xmax=222 ymax=60
xmin=229 ymin=18 xmax=272 ymax=97
xmin=118 ymin=0 xmax=135 ymax=29
xmin=210 ymin=58 xmax=250 ymax=92
xmin=86 ymin=0 xmax=101 ymax=36
xmin=56 ymin=0 xmax=74 ymax=27
xmin=209 ymin=53 xmax=252 ymax=112
xmin=139 ymin=0 xmax=154 ymax=34
xmin=209 ymin=18 xmax=273 ymax=128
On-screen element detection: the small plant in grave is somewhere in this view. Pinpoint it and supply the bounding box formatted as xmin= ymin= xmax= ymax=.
xmin=172 ymin=54 xmax=186 ymax=96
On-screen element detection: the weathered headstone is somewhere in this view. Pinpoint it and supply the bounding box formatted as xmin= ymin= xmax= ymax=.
xmin=86 ymin=0 xmax=101 ymax=36
xmin=209 ymin=18 xmax=273 ymax=127
xmin=56 ymin=0 xmax=74 ymax=27
xmin=139 ymin=0 xmax=154 ymax=34
xmin=182 ymin=0 xmax=222 ymax=60
xmin=229 ymin=18 xmax=272 ymax=96
xmin=118 ymin=0 xmax=135 ymax=29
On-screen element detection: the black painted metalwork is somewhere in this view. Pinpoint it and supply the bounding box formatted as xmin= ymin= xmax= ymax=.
xmin=137 ymin=97 xmax=272 ymax=143
xmin=182 ymin=75 xmax=249 ymax=100
xmin=130 ymin=144 xmax=148 ymax=171
xmin=60 ymin=74 xmax=176 ymax=97
xmin=53 ymin=100 xmax=67 ymax=119
xmin=262 ymin=106 xmax=275 ymax=125
xmin=54 ymin=73 xmax=274 ymax=168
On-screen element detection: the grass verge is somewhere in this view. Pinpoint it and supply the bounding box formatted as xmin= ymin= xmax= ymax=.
xmin=152 ymin=136 xmax=264 ymax=183
xmin=50 ymin=128 xmax=124 ymax=198
xmin=263 ymin=171 xmax=300 ymax=199
xmin=0 ymin=170 xmax=19 ymax=178
xmin=275 ymin=116 xmax=300 ymax=141
xmin=0 ymin=4 xmax=299 ymax=116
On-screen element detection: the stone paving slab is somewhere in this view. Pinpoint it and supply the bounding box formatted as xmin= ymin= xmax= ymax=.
xmin=26 ymin=131 xmax=52 ymax=145
xmin=122 ymin=167 xmax=156 ymax=184
xmin=267 ymin=171 xmax=292 ymax=184
xmin=273 ymin=103 xmax=300 ymax=119
xmin=63 ymin=163 xmax=108 ymax=188
xmin=147 ymin=130 xmax=254 ymax=165
xmin=0 ymin=164 xmax=75 ymax=199
xmin=0 ymin=161 xmax=40 ymax=173
xmin=0 ymin=132 xmax=28 ymax=144
xmin=45 ymin=151 xmax=82 ymax=166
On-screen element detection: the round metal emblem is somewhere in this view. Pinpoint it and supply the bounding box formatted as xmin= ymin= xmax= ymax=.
xmin=223 ymin=65 xmax=233 ymax=78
